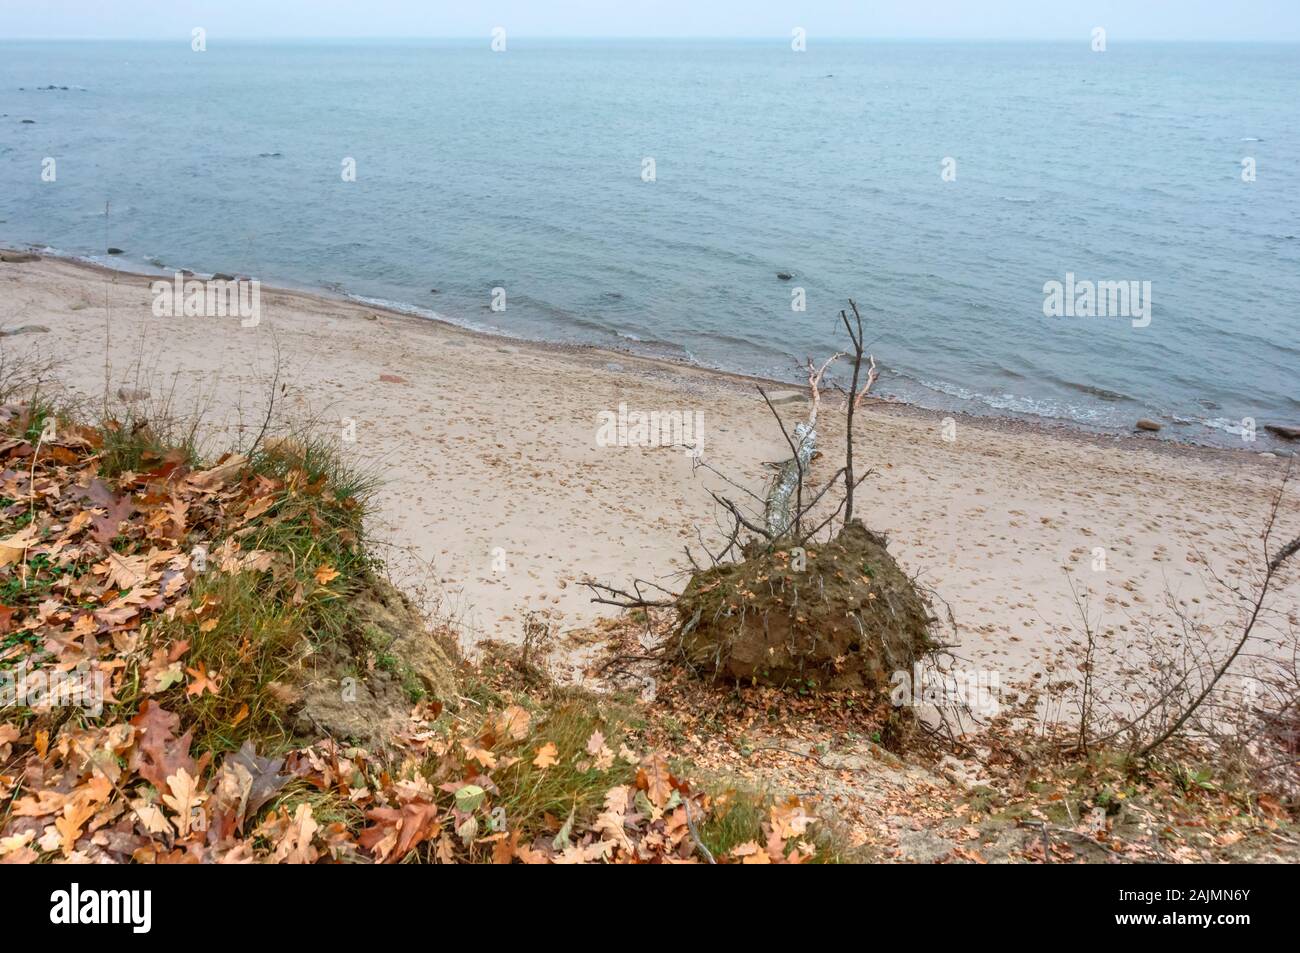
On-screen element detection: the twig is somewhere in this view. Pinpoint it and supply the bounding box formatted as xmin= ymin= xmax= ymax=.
xmin=682 ymin=797 xmax=716 ymax=864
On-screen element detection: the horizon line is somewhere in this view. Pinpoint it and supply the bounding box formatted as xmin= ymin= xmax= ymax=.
xmin=3 ymin=34 xmax=1299 ymax=44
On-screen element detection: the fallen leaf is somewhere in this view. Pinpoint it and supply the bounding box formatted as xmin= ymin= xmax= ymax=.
xmin=495 ymin=704 xmax=531 ymax=741
xmin=533 ymin=742 xmax=558 ymax=770
xmin=161 ymin=768 xmax=205 ymax=837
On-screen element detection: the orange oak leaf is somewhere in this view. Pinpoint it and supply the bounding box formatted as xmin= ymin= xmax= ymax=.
xmin=638 ymin=753 xmax=674 ymax=809
xmin=532 ymin=742 xmax=558 ymax=770
xmin=185 ymin=662 xmax=222 ymax=698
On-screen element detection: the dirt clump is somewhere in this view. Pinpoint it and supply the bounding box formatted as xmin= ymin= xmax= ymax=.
xmin=676 ymin=520 xmax=934 ymax=691
xmin=298 ymin=576 xmax=461 ymax=747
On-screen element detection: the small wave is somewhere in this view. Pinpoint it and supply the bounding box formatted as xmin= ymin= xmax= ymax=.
xmin=1200 ymin=417 xmax=1254 ymax=438
xmin=1058 ymin=380 xmax=1132 ymax=403
xmin=612 ymin=330 xmax=692 ymax=359
xmin=33 ymin=245 xmax=171 ymax=277
xmin=346 ymin=293 xmax=459 ymax=326
xmin=915 ymin=377 xmax=1112 ymax=425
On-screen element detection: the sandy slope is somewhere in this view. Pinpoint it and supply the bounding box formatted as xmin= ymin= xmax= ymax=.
xmin=3 ymin=255 xmax=1296 ymax=694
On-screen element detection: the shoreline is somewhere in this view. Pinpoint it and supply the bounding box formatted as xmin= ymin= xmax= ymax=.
xmin=6 ymin=242 xmax=1292 ymax=461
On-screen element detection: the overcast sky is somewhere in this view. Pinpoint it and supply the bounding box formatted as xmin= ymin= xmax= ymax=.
xmin=3 ymin=1 xmax=1298 ymax=42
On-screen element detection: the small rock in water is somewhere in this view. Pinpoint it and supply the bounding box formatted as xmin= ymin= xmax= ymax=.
xmin=20 ymin=119 xmax=35 ymax=124
xmin=776 ymin=272 xmax=793 ymax=280
xmin=1265 ymin=424 xmax=1300 ymax=440
xmin=107 ymin=247 xmax=124 ymax=255
xmin=211 ymin=272 xmax=235 ymax=281
xmin=1135 ymin=418 xmax=1162 ymax=432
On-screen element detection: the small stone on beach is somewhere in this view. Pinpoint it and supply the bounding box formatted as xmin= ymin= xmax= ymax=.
xmin=1135 ymin=418 xmax=1162 ymax=432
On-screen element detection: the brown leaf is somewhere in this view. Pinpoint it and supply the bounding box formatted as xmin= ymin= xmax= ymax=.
xmin=0 ymin=526 xmax=39 ymax=568
xmin=271 ymin=803 xmax=319 ymax=864
xmin=184 ymin=661 xmax=222 ymax=698
xmin=638 ymin=753 xmax=673 ymax=809
xmin=100 ymin=551 xmax=151 ymax=590
xmin=223 ymin=741 xmax=291 ymax=827
xmin=532 ymin=742 xmax=558 ymax=770
xmin=396 ymin=802 xmax=442 ymax=857
xmin=495 ymin=704 xmax=531 ymax=741
xmin=88 ymin=490 xmax=135 ymax=546
xmin=55 ymin=800 xmax=97 ymax=857
xmin=161 ymin=768 xmax=205 ymax=837
xmin=129 ymin=701 xmax=197 ymax=791
xmin=184 ymin=454 xmax=248 ymax=490
xmin=462 ymin=741 xmax=497 ymax=770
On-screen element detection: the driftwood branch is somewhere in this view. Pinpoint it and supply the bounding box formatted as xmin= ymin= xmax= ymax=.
xmin=583 ymin=579 xmax=676 ymax=610
xmin=839 ymin=300 xmax=876 ymax=526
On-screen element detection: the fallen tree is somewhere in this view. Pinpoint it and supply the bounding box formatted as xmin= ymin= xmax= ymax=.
xmin=589 ymin=301 xmax=937 ymax=693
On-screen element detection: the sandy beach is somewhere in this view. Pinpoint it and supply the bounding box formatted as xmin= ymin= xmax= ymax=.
xmin=3 ymin=254 xmax=1297 ymax=691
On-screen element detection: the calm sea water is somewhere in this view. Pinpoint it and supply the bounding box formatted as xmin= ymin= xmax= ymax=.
xmin=2 ymin=40 xmax=1297 ymax=444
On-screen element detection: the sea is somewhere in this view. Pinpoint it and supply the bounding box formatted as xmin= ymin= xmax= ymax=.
xmin=1 ymin=39 xmax=1297 ymax=446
